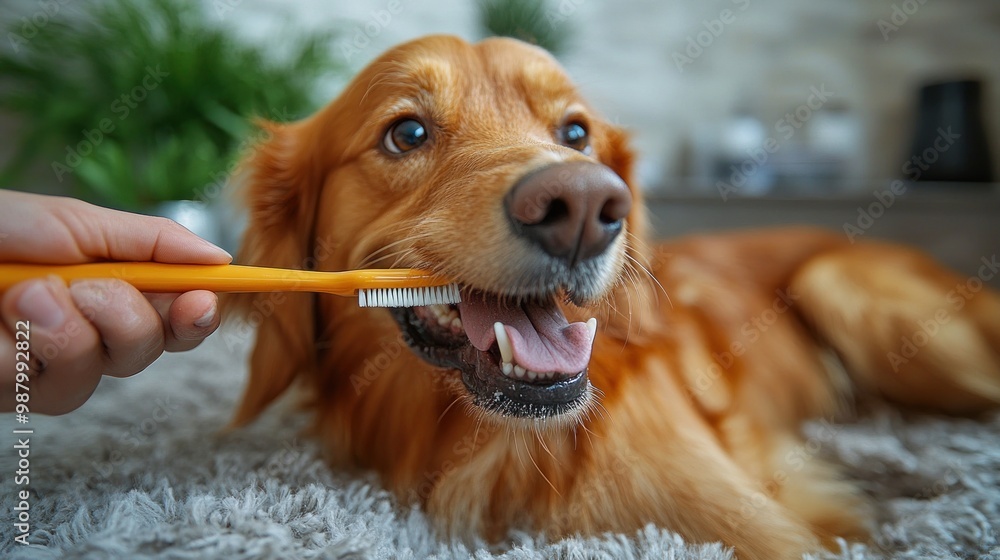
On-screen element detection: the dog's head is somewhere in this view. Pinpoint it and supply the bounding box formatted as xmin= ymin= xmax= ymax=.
xmin=235 ymin=35 xmax=650 ymax=425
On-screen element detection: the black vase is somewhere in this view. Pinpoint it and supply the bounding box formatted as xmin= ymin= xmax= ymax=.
xmin=907 ymin=79 xmax=994 ymax=184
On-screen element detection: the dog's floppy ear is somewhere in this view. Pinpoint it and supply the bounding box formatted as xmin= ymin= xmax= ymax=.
xmin=595 ymin=122 xmax=649 ymax=247
xmin=598 ymin=125 xmax=637 ymax=191
xmin=229 ymin=119 xmax=324 ymax=426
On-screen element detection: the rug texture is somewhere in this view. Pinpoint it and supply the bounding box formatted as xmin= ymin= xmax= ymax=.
xmin=1 ymin=325 xmax=998 ymax=560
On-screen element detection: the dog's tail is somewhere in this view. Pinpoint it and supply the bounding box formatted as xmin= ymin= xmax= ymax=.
xmin=791 ymin=242 xmax=1000 ymax=414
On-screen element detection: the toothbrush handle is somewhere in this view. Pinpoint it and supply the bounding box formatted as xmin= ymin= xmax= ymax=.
xmin=0 ymin=263 xmax=445 ymax=295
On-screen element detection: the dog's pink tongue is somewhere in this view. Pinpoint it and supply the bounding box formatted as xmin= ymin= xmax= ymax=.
xmin=458 ymin=293 xmax=593 ymax=374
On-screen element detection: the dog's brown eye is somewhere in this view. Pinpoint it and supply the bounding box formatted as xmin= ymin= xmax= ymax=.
xmin=383 ymin=118 xmax=428 ymax=154
xmin=559 ymin=122 xmax=590 ymax=153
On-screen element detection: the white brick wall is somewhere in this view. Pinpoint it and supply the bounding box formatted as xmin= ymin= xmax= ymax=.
xmin=243 ymin=0 xmax=996 ymax=191
xmin=11 ymin=0 xmax=995 ymax=192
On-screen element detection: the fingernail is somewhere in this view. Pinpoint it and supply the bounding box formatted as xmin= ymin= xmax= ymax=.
xmin=194 ymin=302 xmax=217 ymax=328
xmin=16 ymin=279 xmax=66 ymax=330
xmin=199 ymin=238 xmax=233 ymax=262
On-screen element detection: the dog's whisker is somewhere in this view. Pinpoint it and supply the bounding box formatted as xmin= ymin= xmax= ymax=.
xmin=388 ymin=248 xmax=422 ymax=270
xmin=627 ymin=261 xmax=651 ymax=338
xmin=523 ymin=430 xmax=561 ymax=497
xmin=471 ymin=415 xmax=486 ymax=461
xmin=624 ymin=243 xmax=669 ymax=313
xmin=437 ymin=396 xmax=463 ymax=425
xmin=596 ymin=286 xmax=620 ymax=329
xmin=623 ymin=230 xmax=659 ymax=265
xmin=578 ymin=384 xmax=611 ymax=432
xmin=365 ymin=240 xmax=431 ymax=269
xmin=592 ymin=396 xmax=613 ymax=427
xmin=510 ymin=426 xmax=528 ymax=472
xmin=534 ymin=425 xmax=560 ymax=466
xmin=619 ymin=261 xmax=637 ymax=346
xmin=623 ymin=238 xmax=670 ymax=308
xmin=357 ymin=229 xmax=435 ymax=269
xmin=578 ymin=416 xmax=596 ymax=449
xmin=614 ymin=241 xmax=665 ymax=342
xmin=358 ymin=234 xmax=418 ymax=265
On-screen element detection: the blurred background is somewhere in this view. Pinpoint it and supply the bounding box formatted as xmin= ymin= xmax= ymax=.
xmin=1 ymin=0 xmax=997 ymax=284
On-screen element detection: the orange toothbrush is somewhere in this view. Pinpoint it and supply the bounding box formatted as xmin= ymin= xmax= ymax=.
xmin=0 ymin=263 xmax=461 ymax=307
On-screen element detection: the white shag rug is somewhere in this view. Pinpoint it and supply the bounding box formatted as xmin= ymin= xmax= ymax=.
xmin=2 ymin=324 xmax=998 ymax=560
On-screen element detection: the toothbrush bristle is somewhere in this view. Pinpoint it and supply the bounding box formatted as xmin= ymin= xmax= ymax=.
xmin=358 ymin=283 xmax=462 ymax=308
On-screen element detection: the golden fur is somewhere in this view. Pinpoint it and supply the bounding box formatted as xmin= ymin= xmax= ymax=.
xmin=232 ymin=35 xmax=1000 ymax=559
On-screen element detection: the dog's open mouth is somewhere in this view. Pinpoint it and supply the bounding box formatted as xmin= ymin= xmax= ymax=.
xmin=390 ymin=289 xmax=595 ymax=418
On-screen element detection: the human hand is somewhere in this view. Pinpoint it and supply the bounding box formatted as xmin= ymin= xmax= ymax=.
xmin=0 ymin=190 xmax=232 ymax=414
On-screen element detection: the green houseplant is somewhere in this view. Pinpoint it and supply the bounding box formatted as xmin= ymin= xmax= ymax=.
xmin=0 ymin=0 xmax=342 ymax=212
xmin=477 ymin=0 xmax=571 ymax=56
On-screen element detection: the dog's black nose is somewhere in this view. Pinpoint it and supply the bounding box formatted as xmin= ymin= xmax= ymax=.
xmin=506 ymin=161 xmax=632 ymax=265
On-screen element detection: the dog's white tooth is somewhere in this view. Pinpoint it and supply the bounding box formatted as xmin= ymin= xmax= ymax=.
xmin=451 ymin=317 xmax=462 ymax=330
xmin=586 ymin=317 xmax=598 ymax=341
xmin=514 ymin=365 xmax=526 ymax=377
xmin=527 ymin=369 xmax=538 ymax=381
xmin=494 ymin=322 xmax=514 ymax=364
xmin=501 ymin=362 xmax=513 ymax=376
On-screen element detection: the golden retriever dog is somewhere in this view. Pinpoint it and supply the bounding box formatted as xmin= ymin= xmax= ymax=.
xmin=232 ymin=35 xmax=1000 ymax=559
